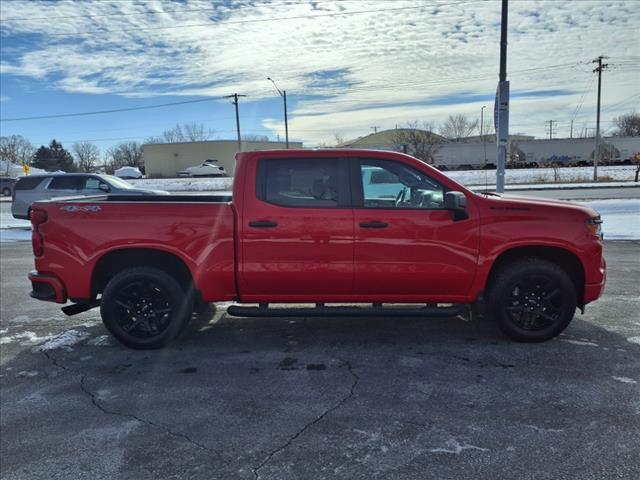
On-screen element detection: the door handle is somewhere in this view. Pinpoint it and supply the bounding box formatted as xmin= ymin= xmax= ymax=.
xmin=249 ymin=220 xmax=278 ymax=228
xmin=359 ymin=221 xmax=389 ymax=229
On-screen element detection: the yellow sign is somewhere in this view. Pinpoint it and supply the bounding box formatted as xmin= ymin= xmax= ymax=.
xmin=22 ymin=164 xmax=30 ymax=175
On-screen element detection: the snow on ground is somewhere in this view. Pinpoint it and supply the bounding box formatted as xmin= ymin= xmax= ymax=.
xmin=0 ymin=228 xmax=31 ymax=243
xmin=34 ymin=329 xmax=91 ymax=352
xmin=580 ymin=199 xmax=640 ymax=240
xmin=128 ymin=176 xmax=232 ymax=191
xmin=447 ymin=165 xmax=637 ymax=187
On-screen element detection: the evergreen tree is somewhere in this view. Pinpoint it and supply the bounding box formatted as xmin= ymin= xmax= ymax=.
xmin=32 ymin=140 xmax=77 ymax=172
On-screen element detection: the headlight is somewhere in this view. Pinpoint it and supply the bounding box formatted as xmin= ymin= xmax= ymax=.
xmin=586 ymin=216 xmax=603 ymax=238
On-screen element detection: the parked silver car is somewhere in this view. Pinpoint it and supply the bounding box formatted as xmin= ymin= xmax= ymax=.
xmin=11 ymin=173 xmax=169 ymax=219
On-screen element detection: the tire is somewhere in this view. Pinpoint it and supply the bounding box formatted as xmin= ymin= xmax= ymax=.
xmin=1 ymin=187 xmax=11 ymax=197
xmin=100 ymin=267 xmax=194 ymax=349
xmin=486 ymin=258 xmax=576 ymax=342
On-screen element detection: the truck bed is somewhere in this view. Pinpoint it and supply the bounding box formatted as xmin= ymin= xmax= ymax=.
xmin=32 ymin=196 xmax=237 ymax=302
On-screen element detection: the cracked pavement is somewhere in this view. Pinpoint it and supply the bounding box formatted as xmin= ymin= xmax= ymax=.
xmin=1 ymin=241 xmax=640 ymax=479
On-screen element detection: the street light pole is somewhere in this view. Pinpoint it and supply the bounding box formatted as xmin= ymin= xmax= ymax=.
xmin=267 ymin=77 xmax=289 ymax=148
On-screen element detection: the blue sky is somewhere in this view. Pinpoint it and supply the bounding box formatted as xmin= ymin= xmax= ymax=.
xmin=0 ymin=0 xmax=638 ymax=155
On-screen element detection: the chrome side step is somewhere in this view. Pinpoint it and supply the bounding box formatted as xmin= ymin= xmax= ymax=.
xmin=226 ymin=304 xmax=466 ymax=318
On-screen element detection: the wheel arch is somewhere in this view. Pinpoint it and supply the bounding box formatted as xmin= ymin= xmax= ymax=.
xmin=486 ymin=245 xmax=586 ymax=307
xmin=91 ymin=248 xmax=195 ymax=298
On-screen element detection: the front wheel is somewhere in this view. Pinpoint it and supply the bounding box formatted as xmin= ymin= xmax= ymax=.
xmin=487 ymin=259 xmax=577 ymax=342
xmin=100 ymin=267 xmax=193 ymax=349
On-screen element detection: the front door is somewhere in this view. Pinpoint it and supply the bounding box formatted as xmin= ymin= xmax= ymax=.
xmin=239 ymin=156 xmax=354 ymax=301
xmin=352 ymin=158 xmax=479 ymax=301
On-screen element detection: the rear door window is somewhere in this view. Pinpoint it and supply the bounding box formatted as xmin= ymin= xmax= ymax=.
xmin=257 ymin=158 xmax=348 ymax=208
xmin=47 ymin=176 xmax=84 ymax=191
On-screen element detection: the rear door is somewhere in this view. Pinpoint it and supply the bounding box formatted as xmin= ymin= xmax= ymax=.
xmin=352 ymin=157 xmax=480 ymax=300
xmin=239 ymin=156 xmax=354 ymax=300
xmin=46 ymin=176 xmax=85 ymax=199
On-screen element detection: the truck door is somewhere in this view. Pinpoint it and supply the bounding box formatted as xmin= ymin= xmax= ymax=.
xmin=352 ymin=157 xmax=480 ymax=300
xmin=239 ymin=157 xmax=354 ymax=300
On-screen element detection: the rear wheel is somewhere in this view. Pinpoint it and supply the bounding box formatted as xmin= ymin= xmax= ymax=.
xmin=1 ymin=187 xmax=11 ymax=197
xmin=487 ymin=259 xmax=576 ymax=342
xmin=100 ymin=267 xmax=193 ymax=349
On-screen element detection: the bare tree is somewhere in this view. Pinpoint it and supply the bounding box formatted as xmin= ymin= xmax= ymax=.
xmin=148 ymin=122 xmax=215 ymax=143
xmin=439 ymin=114 xmax=479 ymax=140
xmin=333 ymin=133 xmax=346 ymax=146
xmin=0 ymin=135 xmax=34 ymax=175
xmin=106 ymin=141 xmax=144 ymax=171
xmin=613 ymin=112 xmax=640 ymax=137
xmin=391 ymin=121 xmax=442 ymax=164
xmin=72 ymin=141 xmax=100 ymax=173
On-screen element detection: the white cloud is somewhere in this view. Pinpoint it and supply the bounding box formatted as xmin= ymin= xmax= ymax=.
xmin=0 ymin=0 xmax=638 ymax=144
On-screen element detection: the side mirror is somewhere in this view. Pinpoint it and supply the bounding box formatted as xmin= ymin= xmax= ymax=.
xmin=99 ymin=183 xmax=111 ymax=193
xmin=444 ymin=191 xmax=468 ymax=220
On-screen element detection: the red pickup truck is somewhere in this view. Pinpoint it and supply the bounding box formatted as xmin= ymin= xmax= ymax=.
xmin=28 ymin=149 xmax=606 ymax=349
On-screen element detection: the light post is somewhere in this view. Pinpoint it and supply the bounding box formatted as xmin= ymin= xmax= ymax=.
xmin=267 ymin=77 xmax=289 ymax=148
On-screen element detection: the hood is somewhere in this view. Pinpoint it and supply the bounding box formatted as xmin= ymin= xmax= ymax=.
xmin=476 ymin=192 xmax=599 ymax=218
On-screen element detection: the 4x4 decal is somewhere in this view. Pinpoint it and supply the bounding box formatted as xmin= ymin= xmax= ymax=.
xmin=60 ymin=205 xmax=101 ymax=213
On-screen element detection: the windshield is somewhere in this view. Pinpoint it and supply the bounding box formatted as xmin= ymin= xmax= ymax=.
xmin=101 ymin=175 xmax=134 ymax=189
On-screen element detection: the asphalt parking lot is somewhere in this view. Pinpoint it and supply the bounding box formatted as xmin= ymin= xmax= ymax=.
xmin=1 ymin=241 xmax=639 ymax=480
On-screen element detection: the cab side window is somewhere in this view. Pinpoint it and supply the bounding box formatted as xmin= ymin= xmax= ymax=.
xmin=359 ymin=159 xmax=445 ymax=209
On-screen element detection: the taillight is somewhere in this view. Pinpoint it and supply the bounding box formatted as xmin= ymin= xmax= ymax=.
xmin=30 ymin=209 xmax=48 ymax=257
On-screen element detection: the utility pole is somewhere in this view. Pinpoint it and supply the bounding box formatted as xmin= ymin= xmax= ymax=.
xmin=481 ymin=105 xmax=487 ymax=164
xmin=267 ymin=77 xmax=289 ymax=148
xmin=371 ymin=126 xmax=380 ymax=133
xmin=495 ymin=0 xmax=509 ymax=193
xmin=545 ymin=120 xmax=557 ymax=140
xmin=592 ymin=56 xmax=609 ymax=181
xmin=570 ymin=120 xmax=574 ymax=139
xmin=225 ymin=93 xmax=246 ymax=152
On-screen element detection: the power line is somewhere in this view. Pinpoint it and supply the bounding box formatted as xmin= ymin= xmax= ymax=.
xmin=0 ymin=97 xmax=221 ymax=122
xmin=33 ymin=2 xmax=477 ymax=37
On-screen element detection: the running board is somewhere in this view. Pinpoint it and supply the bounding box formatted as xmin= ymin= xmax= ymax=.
xmin=226 ymin=304 xmax=466 ymax=318
xmin=61 ymin=301 xmax=99 ymax=316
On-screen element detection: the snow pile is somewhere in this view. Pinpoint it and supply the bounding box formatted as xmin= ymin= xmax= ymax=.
xmin=0 ymin=161 xmax=47 ymax=177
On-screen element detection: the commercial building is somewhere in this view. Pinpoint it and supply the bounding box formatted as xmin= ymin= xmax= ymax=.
xmin=143 ymin=140 xmax=302 ymax=177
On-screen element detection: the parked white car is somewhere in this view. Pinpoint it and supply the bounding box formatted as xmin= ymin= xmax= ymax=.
xmin=114 ymin=166 xmax=143 ymax=179
xmin=177 ymin=159 xmax=226 ymax=177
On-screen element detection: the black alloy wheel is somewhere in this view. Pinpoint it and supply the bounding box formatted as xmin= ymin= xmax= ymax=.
xmin=487 ymin=259 xmax=577 ymax=342
xmin=101 ymin=267 xmax=193 ymax=349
